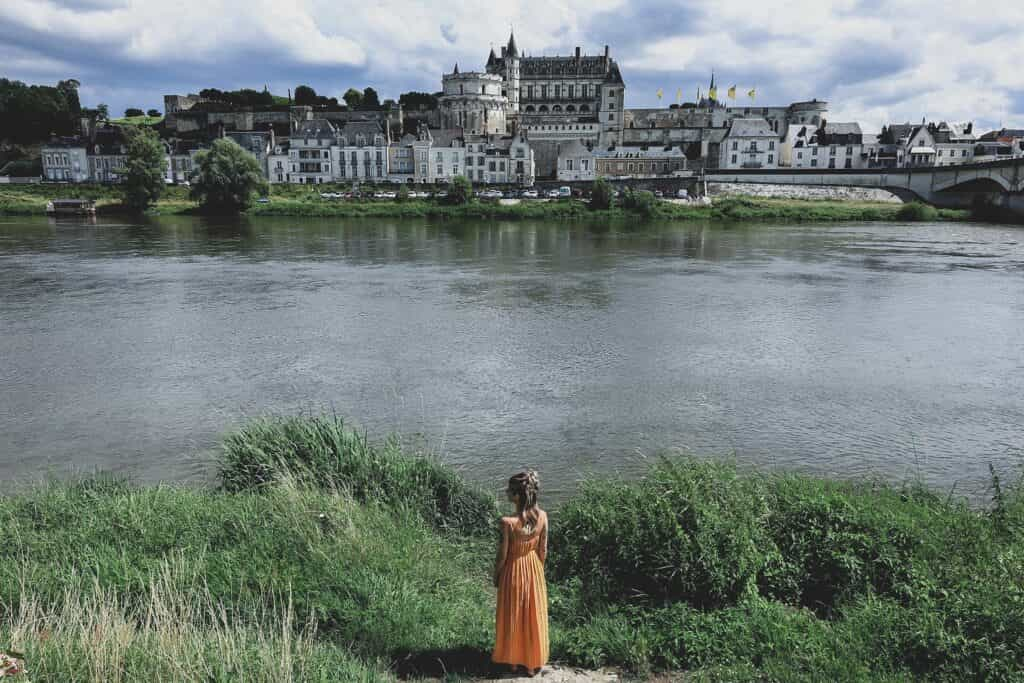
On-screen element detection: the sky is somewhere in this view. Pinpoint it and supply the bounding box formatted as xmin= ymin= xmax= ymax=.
xmin=2 ymin=0 xmax=1023 ymax=134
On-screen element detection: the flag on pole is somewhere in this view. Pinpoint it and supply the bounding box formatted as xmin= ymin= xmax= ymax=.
xmin=676 ymin=88 xmax=682 ymax=104
xmin=748 ymin=87 xmax=756 ymax=101
xmin=656 ymin=87 xmax=664 ymax=100
xmin=728 ymin=85 xmax=736 ymax=99
xmin=708 ymin=85 xmax=718 ymax=101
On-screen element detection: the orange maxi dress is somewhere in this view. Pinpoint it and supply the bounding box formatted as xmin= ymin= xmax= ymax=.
xmin=492 ymin=513 xmax=549 ymax=671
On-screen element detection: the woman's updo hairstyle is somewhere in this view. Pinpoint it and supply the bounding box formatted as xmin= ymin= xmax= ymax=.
xmin=508 ymin=469 xmax=541 ymax=530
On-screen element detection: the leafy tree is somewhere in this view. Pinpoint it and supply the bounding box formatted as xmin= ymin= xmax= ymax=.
xmin=446 ymin=175 xmax=473 ymax=205
xmin=619 ymin=186 xmax=658 ymax=217
xmin=294 ymin=85 xmax=318 ymax=106
xmin=189 ymin=137 xmax=268 ymax=213
xmin=120 ymin=128 xmax=166 ymax=211
xmin=342 ymin=88 xmax=363 ymax=110
xmin=361 ymin=87 xmax=381 ymax=110
xmin=590 ymin=177 xmax=613 ymax=210
xmin=146 ymin=109 xmax=161 ymax=118
xmin=124 ymin=107 xmax=144 ymax=118
xmin=96 ymin=103 xmax=109 ymax=120
xmin=396 ymin=185 xmax=409 ymax=202
xmin=56 ymin=79 xmax=81 ymax=114
xmin=398 ymin=91 xmax=439 ymax=111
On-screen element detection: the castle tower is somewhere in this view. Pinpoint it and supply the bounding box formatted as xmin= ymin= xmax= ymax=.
xmin=504 ymin=30 xmax=520 ymax=113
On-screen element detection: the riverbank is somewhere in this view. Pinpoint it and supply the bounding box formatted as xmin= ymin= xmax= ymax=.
xmin=0 ymin=183 xmax=971 ymax=222
xmin=2 ymin=416 xmax=1021 ymax=681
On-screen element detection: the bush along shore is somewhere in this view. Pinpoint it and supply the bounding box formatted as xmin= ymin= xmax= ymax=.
xmin=0 ymin=182 xmax=974 ymax=223
xmin=2 ymin=415 xmax=1023 ymax=682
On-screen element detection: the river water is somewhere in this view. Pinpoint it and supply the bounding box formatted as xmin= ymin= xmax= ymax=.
xmin=1 ymin=215 xmax=1022 ymax=501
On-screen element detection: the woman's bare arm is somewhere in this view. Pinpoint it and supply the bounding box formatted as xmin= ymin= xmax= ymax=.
xmin=493 ymin=518 xmax=509 ymax=587
xmin=538 ymin=512 xmax=548 ymax=565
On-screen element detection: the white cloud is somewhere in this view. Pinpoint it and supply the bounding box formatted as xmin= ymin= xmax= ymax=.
xmin=1 ymin=0 xmax=1022 ymax=130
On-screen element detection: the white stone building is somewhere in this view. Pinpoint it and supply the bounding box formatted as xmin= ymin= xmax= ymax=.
xmin=289 ymin=119 xmax=337 ymax=184
xmin=335 ymin=120 xmax=390 ymax=182
xmin=556 ymin=139 xmax=596 ymax=181
xmin=439 ymin=67 xmax=508 ymax=136
xmin=41 ymin=139 xmax=89 ymax=182
xmin=720 ymin=118 xmax=779 ymax=169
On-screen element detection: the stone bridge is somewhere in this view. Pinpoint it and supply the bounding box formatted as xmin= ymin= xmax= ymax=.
xmin=704 ymin=158 xmax=1024 ymax=212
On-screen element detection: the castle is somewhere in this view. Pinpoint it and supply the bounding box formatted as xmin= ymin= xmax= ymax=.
xmin=440 ymin=32 xmax=626 ymax=175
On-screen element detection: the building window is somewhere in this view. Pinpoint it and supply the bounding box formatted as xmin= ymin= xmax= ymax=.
xmin=846 ymin=146 xmax=853 ymax=155
xmin=830 ymin=146 xmax=837 ymax=156
xmin=436 ymin=164 xmax=443 ymax=175
xmin=828 ymin=159 xmax=835 ymax=168
xmin=731 ymin=154 xmax=737 ymax=164
xmin=811 ymin=159 xmax=817 ymax=167
xmin=768 ymin=154 xmax=774 ymax=164
xmin=797 ymin=151 xmax=803 ymax=159
xmin=554 ymin=85 xmax=561 ymax=98
xmin=769 ymin=141 xmax=775 ymax=150
xmin=845 ymin=159 xmax=852 ymax=169
xmin=732 ymin=141 xmax=738 ymax=150
xmin=566 ymin=159 xmax=574 ymax=170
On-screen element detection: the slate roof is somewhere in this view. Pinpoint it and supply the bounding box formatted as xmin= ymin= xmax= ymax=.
xmin=429 ymin=127 xmax=465 ymax=148
xmin=294 ymin=118 xmax=338 ymax=140
xmin=89 ymin=126 xmax=129 ymax=155
xmin=823 ymin=122 xmax=862 ymax=136
xmin=727 ymin=118 xmax=776 ymax=138
xmin=519 ymin=56 xmax=623 ymax=83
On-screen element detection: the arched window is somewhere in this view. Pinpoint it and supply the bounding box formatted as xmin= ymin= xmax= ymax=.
xmin=525 ymin=105 xmax=535 ymax=113
xmin=579 ymin=104 xmax=590 ymax=113
xmin=552 ymin=105 xmax=562 ymax=113
xmin=539 ymin=105 xmax=548 ymax=113
xmin=565 ymin=105 xmax=576 ymax=112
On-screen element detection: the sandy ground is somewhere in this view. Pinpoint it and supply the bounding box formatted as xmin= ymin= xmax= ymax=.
xmin=474 ymin=665 xmax=623 ymax=681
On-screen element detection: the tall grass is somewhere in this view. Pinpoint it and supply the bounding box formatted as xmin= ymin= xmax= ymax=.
xmin=2 ymin=418 xmax=1022 ymax=680
xmin=218 ymin=415 xmax=496 ymax=536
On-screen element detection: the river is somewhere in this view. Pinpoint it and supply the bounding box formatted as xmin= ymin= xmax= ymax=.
xmin=1 ymin=214 xmax=1022 ymax=501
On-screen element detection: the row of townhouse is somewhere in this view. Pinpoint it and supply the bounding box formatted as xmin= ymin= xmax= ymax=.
xmin=281 ymin=118 xmax=537 ymax=186
xmin=556 ymin=138 xmax=688 ymax=181
xmin=42 ymin=126 xmax=130 ymax=182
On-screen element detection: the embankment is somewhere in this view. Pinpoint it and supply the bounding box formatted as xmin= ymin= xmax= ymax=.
xmin=0 ymin=183 xmax=970 ymax=223
xmin=2 ymin=415 xmax=1021 ymax=681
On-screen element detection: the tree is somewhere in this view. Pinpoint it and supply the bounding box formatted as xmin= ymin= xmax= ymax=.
xmin=189 ymin=137 xmax=269 ymax=213
xmin=56 ymin=79 xmax=81 ymax=114
xmin=0 ymin=78 xmax=82 ymax=142
xmin=399 ymin=91 xmax=439 ymax=110
xmin=446 ymin=175 xmax=473 ymax=205
xmin=124 ymin=107 xmax=144 ymax=118
xmin=590 ymin=177 xmax=613 ymax=210
xmin=396 ymin=185 xmax=409 ymax=202
xmin=146 ymin=109 xmax=161 ymax=118
xmin=342 ymin=87 xmax=363 ymax=110
xmin=96 ymin=103 xmax=109 ymax=120
xmin=120 ymin=128 xmax=166 ymax=212
xmin=360 ymin=87 xmax=381 ymax=110
xmin=294 ymin=85 xmax=317 ymax=106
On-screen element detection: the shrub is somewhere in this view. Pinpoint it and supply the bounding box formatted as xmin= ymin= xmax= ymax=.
xmin=550 ymin=459 xmax=775 ymax=608
xmin=446 ymin=175 xmax=473 ymax=205
xmin=217 ymin=415 xmax=496 ymax=536
xmin=590 ymin=177 xmax=613 ymax=210
xmin=396 ymin=185 xmax=409 ymax=202
xmin=895 ymin=201 xmax=938 ymax=221
xmin=189 ymin=138 xmax=269 ymax=213
xmin=619 ymin=187 xmax=658 ymax=217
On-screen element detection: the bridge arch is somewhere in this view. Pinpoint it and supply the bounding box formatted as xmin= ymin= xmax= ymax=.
xmin=933 ymin=175 xmax=1012 ymax=193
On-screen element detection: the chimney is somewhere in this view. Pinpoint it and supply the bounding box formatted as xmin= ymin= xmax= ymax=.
xmin=604 ymin=45 xmax=609 ymax=59
xmin=575 ymin=46 xmax=581 ymax=59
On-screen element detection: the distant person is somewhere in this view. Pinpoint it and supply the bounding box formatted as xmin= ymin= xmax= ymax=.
xmin=492 ymin=469 xmax=549 ymax=677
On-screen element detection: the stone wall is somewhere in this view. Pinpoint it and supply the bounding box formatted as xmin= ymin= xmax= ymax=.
xmin=708 ymin=182 xmax=900 ymax=202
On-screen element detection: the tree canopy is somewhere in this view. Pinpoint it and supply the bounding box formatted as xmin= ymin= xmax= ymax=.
xmin=189 ymin=138 xmax=268 ymax=214
xmin=0 ymin=78 xmax=83 ymax=143
xmin=398 ymin=91 xmax=439 ymax=111
xmin=198 ymin=88 xmax=275 ymax=108
xmin=120 ymin=127 xmax=166 ymax=211
xmin=342 ymin=88 xmax=363 ymax=110
xmin=124 ymin=108 xmax=144 ymax=118
xmin=361 ymin=87 xmax=381 ymax=110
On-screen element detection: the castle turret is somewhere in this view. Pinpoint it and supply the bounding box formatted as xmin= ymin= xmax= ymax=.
xmin=505 ymin=30 xmax=520 ymax=113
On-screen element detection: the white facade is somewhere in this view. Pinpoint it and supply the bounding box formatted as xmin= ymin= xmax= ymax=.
xmin=720 ymin=118 xmax=779 ymax=170
xmin=41 ymin=144 xmax=89 ymax=182
xmin=556 ymin=139 xmax=595 ymax=181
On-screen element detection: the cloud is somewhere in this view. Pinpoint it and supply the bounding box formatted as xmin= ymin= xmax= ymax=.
xmin=0 ymin=0 xmax=1022 ymax=132
xmin=440 ymin=23 xmax=458 ymax=44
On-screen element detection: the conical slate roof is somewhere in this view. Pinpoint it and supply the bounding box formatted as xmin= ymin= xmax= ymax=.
xmin=507 ymin=30 xmax=519 ymax=58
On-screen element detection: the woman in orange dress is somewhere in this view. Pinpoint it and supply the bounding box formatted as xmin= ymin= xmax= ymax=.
xmin=492 ymin=469 xmax=549 ymax=677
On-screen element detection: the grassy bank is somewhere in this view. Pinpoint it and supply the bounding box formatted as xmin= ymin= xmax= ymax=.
xmin=0 ymin=183 xmax=971 ymax=222
xmin=2 ymin=416 xmax=1022 ymax=681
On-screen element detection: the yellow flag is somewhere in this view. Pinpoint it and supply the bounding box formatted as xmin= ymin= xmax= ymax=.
xmin=748 ymin=87 xmax=756 ymax=101
xmin=728 ymin=85 xmax=736 ymax=99
xmin=656 ymin=87 xmax=663 ymax=100
xmin=676 ymin=88 xmax=682 ymax=103
xmin=709 ymin=86 xmax=718 ymax=100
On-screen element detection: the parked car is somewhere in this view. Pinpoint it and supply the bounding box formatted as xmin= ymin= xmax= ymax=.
xmin=482 ymin=189 xmax=503 ymax=199
xmin=557 ymin=186 xmax=572 ymax=198
xmin=521 ymin=189 xmax=539 ymax=199
xmin=676 ymin=188 xmax=689 ymax=199
xmin=545 ymin=189 xmax=561 ymax=198
xmin=654 ymin=190 xmax=664 ymax=198
xmin=256 ymin=197 xmax=270 ymax=204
